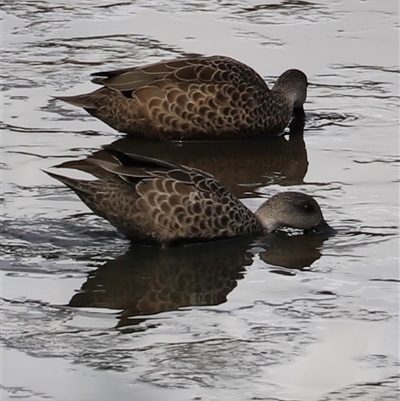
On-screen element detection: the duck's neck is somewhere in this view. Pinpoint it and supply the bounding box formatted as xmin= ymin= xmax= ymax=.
xmin=270 ymin=86 xmax=296 ymax=108
xmin=254 ymin=209 xmax=280 ymax=234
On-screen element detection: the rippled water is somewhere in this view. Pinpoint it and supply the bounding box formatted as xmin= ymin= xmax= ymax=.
xmin=1 ymin=1 xmax=399 ymax=400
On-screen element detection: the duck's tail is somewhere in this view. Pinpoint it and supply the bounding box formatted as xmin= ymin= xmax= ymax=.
xmin=44 ymin=170 xmax=96 ymax=195
xmin=52 ymin=93 xmax=98 ymax=109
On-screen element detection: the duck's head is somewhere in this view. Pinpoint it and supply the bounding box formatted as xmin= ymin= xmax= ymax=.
xmin=254 ymin=191 xmax=336 ymax=235
xmin=272 ymin=69 xmax=308 ymax=117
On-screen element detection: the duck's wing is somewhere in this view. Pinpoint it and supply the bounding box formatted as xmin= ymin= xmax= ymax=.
xmin=86 ymin=149 xmax=202 ymax=183
xmin=97 ymin=150 xmax=256 ymax=242
xmin=90 ymin=55 xmax=269 ymax=93
xmin=46 ymin=150 xmax=258 ymax=243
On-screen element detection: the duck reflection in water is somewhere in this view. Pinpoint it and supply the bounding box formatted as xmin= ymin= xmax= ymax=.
xmin=77 ymin=118 xmax=308 ymax=199
xmin=69 ymin=233 xmax=330 ymax=328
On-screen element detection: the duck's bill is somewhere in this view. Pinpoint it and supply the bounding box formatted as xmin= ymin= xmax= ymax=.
xmin=292 ymin=105 xmax=306 ymax=119
xmin=304 ymin=220 xmax=337 ymax=236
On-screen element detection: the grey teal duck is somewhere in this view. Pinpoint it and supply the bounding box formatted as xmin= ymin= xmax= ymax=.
xmin=54 ymin=55 xmax=308 ymax=140
xmin=46 ymin=150 xmax=334 ymax=246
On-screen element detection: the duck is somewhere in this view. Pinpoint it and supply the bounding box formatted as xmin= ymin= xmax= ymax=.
xmin=45 ymin=150 xmax=334 ymax=246
xmin=54 ymin=55 xmax=308 ymax=140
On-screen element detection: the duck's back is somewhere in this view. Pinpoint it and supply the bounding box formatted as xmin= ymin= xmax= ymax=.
xmin=56 ymin=56 xmax=295 ymax=140
xmin=48 ymin=151 xmax=264 ymax=245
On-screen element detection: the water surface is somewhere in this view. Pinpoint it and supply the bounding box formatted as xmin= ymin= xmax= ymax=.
xmin=1 ymin=1 xmax=399 ymax=400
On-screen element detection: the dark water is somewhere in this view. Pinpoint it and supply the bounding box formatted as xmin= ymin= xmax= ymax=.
xmin=1 ymin=1 xmax=399 ymax=400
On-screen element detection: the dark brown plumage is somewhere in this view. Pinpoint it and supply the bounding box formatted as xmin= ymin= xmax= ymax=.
xmin=45 ymin=150 xmax=334 ymax=246
xmin=54 ymin=55 xmax=308 ymax=140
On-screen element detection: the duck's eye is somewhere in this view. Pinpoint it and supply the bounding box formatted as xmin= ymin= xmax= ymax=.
xmin=302 ymin=203 xmax=315 ymax=213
